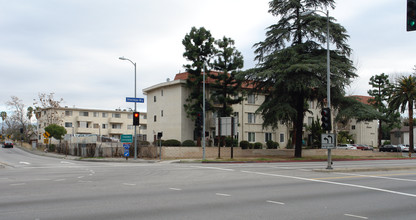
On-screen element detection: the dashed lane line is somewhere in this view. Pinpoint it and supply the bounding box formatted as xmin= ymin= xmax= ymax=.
xmin=344 ymin=213 xmax=368 ymax=219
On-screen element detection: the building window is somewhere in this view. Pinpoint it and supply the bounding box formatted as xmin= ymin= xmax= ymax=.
xmin=79 ymin=121 xmax=88 ymax=128
xmin=352 ymin=125 xmax=356 ymax=130
xmin=112 ymin=113 xmax=121 ymax=118
xmin=102 ymin=112 xmax=108 ymax=118
xmin=154 ymin=96 xmax=156 ymax=102
xmin=65 ymin=122 xmax=72 ymax=128
xmin=112 ymin=124 xmax=121 ymax=129
xmin=102 ymin=124 xmax=108 ymax=129
xmin=161 ymin=110 xmax=163 ymax=117
xmin=248 ymin=132 xmax=255 ymax=142
xmin=65 ymin=111 xmax=72 ymax=116
xmin=93 ymin=112 xmax=99 ymax=117
xmin=142 ymin=114 xmax=147 ymax=119
xmin=93 ymin=124 xmax=99 ymax=129
xmin=308 ymin=117 xmax=314 ymax=126
xmin=248 ymin=113 xmax=256 ymax=124
xmin=161 ymin=89 xmax=164 ymax=96
xmin=154 ymin=115 xmax=157 ymax=122
xmin=128 ymin=114 xmax=133 ymax=119
xmin=127 ymin=125 xmax=133 ymax=130
xmin=79 ymin=111 xmax=89 ymax=117
xmin=265 ymin=133 xmax=272 ymax=142
xmin=280 ymin=133 xmax=285 ymax=143
xmin=233 ymin=112 xmax=239 ymax=124
xmin=247 ymin=94 xmax=255 ymax=104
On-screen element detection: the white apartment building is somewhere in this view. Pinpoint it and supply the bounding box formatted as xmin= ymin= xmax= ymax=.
xmin=143 ymin=72 xmax=290 ymax=147
xmin=143 ymin=72 xmax=378 ymax=147
xmin=37 ymin=107 xmax=147 ymax=142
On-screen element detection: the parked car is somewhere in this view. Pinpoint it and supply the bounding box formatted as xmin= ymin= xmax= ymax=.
xmin=397 ymin=144 xmax=409 ymax=152
xmin=379 ymin=144 xmax=401 ymax=152
xmin=356 ymin=144 xmax=374 ymax=151
xmin=3 ymin=141 xmax=14 ymax=148
xmin=336 ymin=144 xmax=357 ymax=150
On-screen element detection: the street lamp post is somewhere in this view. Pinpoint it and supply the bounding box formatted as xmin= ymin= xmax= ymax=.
xmin=302 ymin=9 xmax=332 ymax=169
xmin=119 ymin=56 xmax=138 ymax=160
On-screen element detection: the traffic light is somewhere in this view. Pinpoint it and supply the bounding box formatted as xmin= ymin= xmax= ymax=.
xmin=321 ymin=107 xmax=331 ymax=131
xmin=408 ymin=0 xmax=416 ymax=31
xmin=133 ymin=112 xmax=140 ymax=126
xmin=196 ymin=112 xmax=203 ymax=127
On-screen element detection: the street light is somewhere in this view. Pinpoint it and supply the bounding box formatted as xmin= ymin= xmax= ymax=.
xmin=119 ymin=56 xmax=138 ymax=160
xmin=301 ymin=9 xmax=332 ymax=169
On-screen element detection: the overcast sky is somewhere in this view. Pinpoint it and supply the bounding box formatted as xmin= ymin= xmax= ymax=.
xmin=1 ymin=0 xmax=415 ymax=114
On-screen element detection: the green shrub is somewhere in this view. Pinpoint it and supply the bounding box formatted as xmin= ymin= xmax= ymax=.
xmin=254 ymin=142 xmax=263 ymax=149
xmin=162 ymin=139 xmax=181 ymax=146
xmin=48 ymin=144 xmax=56 ymax=152
xmin=266 ymin=140 xmax=279 ymax=149
xmin=182 ymin=140 xmax=195 ymax=146
xmin=240 ymin=141 xmax=250 ymax=149
xmin=139 ymin=141 xmax=150 ymax=146
xmin=225 ymin=136 xmax=238 ymax=147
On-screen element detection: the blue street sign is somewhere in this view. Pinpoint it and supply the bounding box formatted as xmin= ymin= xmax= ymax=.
xmin=126 ymin=97 xmax=144 ymax=103
xmin=123 ymin=143 xmax=130 ymax=157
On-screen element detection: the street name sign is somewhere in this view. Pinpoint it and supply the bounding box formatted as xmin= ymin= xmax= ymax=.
xmin=121 ymin=134 xmax=133 ymax=143
xmin=126 ymin=97 xmax=144 ymax=103
xmin=321 ymin=133 xmax=336 ymax=149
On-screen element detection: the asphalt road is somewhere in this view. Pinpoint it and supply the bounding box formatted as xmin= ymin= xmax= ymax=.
xmin=1 ymin=147 xmax=416 ymax=220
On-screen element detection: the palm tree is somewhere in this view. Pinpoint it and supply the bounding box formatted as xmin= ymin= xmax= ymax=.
xmin=389 ymin=75 xmax=416 ymax=155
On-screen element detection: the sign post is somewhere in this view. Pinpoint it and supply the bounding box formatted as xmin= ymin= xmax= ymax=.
xmin=321 ymin=133 xmax=336 ymax=169
xmin=121 ymin=134 xmax=133 ymax=160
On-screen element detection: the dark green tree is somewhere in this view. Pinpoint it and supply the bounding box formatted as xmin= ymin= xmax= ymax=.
xmin=389 ymin=75 xmax=416 ymax=154
xmin=182 ymin=27 xmax=215 ymax=141
xmin=367 ymin=73 xmax=400 ymax=148
xmin=243 ymin=0 xmax=356 ymax=157
xmin=210 ymin=36 xmax=244 ymax=117
xmin=44 ymin=124 xmax=67 ymax=141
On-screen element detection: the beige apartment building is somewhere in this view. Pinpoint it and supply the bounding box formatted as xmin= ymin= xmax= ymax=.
xmin=37 ymin=107 xmax=147 ymax=143
xmin=143 ymin=72 xmax=378 ymax=147
xmin=143 ymin=72 xmax=290 ymax=147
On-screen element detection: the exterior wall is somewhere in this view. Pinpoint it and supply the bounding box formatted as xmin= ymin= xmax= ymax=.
xmin=145 ymin=80 xmax=194 ymax=143
xmin=37 ymin=107 xmax=147 ymax=143
xmin=346 ymin=119 xmax=378 ymax=146
xmin=160 ymin=147 xmax=395 ymax=159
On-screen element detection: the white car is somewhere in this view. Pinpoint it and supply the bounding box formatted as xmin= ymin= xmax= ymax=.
xmin=397 ymin=144 xmax=409 ymax=152
xmin=336 ymin=144 xmax=357 ymax=150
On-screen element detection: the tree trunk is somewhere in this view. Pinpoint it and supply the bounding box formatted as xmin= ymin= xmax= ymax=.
xmin=294 ymin=96 xmax=304 ymax=158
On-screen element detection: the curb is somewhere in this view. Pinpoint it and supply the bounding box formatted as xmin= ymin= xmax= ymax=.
xmin=314 ymin=166 xmax=416 ymax=173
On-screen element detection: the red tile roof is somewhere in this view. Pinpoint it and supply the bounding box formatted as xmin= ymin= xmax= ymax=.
xmin=349 ymin=95 xmax=374 ymax=105
xmin=174 ymin=71 xmax=254 ymax=89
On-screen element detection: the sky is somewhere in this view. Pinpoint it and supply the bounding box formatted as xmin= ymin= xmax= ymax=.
xmin=1 ymin=0 xmax=415 ymax=114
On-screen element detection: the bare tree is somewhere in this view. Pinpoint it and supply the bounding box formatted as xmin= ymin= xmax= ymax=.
xmin=33 ymin=93 xmax=64 ymax=125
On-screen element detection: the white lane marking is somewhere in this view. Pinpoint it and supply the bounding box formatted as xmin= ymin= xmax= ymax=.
xmin=78 ymin=176 xmax=85 ymax=179
xmin=60 ymin=161 xmax=75 ymax=164
xmin=336 ymin=172 xmax=416 ymax=182
xmin=10 ymin=183 xmax=26 ymax=186
xmin=241 ymin=170 xmax=416 ymax=198
xmin=54 ymin=179 xmax=66 ymax=182
xmin=344 ymin=214 xmax=368 ymax=219
xmin=78 ymin=180 xmax=92 ymax=183
xmin=169 ymin=188 xmax=182 ymax=191
xmin=19 ymin=161 xmax=30 ymax=165
xmin=266 ymin=200 xmax=285 ymax=205
xmin=216 ymin=193 xmax=231 ymax=197
xmin=189 ymin=165 xmax=234 ymax=172
xmin=123 ymin=183 xmax=136 ymax=186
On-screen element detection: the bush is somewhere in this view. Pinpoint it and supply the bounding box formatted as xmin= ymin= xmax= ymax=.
xmin=254 ymin=142 xmax=263 ymax=149
xmin=266 ymin=140 xmax=279 ymax=149
xmin=139 ymin=140 xmax=150 ymax=146
xmin=225 ymin=136 xmax=238 ymax=147
xmin=48 ymin=144 xmax=56 ymax=152
xmin=182 ymin=140 xmax=195 ymax=146
xmin=240 ymin=141 xmax=250 ymax=149
xmin=162 ymin=139 xmax=181 ymax=146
